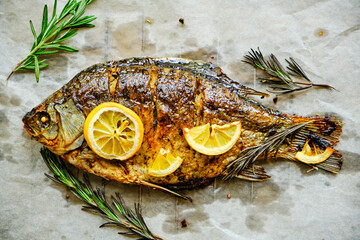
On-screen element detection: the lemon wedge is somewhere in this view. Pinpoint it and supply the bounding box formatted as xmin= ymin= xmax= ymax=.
xmin=295 ymin=140 xmax=334 ymax=164
xmin=148 ymin=149 xmax=183 ymax=177
xmin=84 ymin=102 xmax=144 ymax=160
xmin=183 ymin=121 xmax=241 ymax=155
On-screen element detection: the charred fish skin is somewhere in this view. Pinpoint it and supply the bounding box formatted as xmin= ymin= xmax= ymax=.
xmin=23 ymin=57 xmax=343 ymax=190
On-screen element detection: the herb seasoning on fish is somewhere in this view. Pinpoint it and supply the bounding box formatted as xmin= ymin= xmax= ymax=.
xmin=23 ymin=57 xmax=343 ymax=191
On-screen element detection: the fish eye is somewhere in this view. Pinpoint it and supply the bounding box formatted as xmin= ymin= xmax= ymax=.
xmin=37 ymin=112 xmax=51 ymax=129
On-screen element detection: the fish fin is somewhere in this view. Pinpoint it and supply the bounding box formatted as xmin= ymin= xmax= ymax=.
xmin=233 ymin=164 xmax=271 ymax=182
xmin=240 ymin=86 xmax=270 ymax=98
xmin=290 ymin=116 xmax=343 ymax=147
xmin=62 ymin=147 xmax=130 ymax=183
xmin=284 ymin=150 xmax=342 ymax=174
xmin=55 ymin=98 xmax=85 ymax=147
xmin=288 ymin=116 xmax=343 ymax=173
xmin=140 ymin=181 xmax=192 ymax=202
xmin=314 ymin=150 xmax=342 ymax=173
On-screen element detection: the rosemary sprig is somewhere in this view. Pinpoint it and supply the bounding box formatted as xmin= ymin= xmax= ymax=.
xmin=6 ymin=0 xmax=96 ymax=83
xmin=40 ymin=147 xmax=163 ymax=240
xmin=243 ymin=48 xmax=334 ymax=96
xmin=223 ymin=121 xmax=311 ymax=180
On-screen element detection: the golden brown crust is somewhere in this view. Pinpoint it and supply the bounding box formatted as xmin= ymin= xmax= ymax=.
xmin=57 ymin=57 xmax=293 ymax=189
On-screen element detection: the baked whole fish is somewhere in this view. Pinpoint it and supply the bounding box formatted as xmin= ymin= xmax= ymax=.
xmin=23 ymin=57 xmax=343 ymax=190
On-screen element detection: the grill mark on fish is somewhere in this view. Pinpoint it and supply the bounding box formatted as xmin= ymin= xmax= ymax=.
xmin=149 ymin=65 xmax=159 ymax=138
xmin=183 ymin=70 xmax=198 ymax=129
xmin=108 ymin=67 xmax=120 ymax=97
xmin=194 ymin=72 xmax=205 ymax=126
xmin=117 ymin=66 xmax=132 ymax=103
xmin=177 ymin=70 xmax=196 ymax=127
xmin=154 ymin=68 xmax=176 ymax=137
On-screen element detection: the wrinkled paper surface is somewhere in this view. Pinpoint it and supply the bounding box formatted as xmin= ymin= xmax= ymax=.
xmin=0 ymin=0 xmax=359 ymax=239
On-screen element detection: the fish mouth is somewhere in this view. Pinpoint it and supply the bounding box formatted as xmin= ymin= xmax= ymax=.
xmin=22 ymin=112 xmax=36 ymax=136
xmin=23 ymin=124 xmax=35 ymax=136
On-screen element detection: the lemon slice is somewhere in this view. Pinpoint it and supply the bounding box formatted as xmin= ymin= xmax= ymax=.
xmin=84 ymin=102 xmax=144 ymax=160
xmin=148 ymin=149 xmax=183 ymax=177
xmin=183 ymin=121 xmax=241 ymax=155
xmin=295 ymin=140 xmax=334 ymax=164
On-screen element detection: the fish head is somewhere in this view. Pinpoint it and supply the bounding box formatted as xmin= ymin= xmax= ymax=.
xmin=23 ymin=96 xmax=85 ymax=155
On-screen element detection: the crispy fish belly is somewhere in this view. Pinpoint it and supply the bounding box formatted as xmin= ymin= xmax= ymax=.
xmin=60 ymin=57 xmax=296 ymax=190
xmin=25 ymin=57 xmax=342 ymax=190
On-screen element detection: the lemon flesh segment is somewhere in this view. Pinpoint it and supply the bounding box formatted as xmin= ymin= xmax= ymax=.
xmin=183 ymin=121 xmax=241 ymax=155
xmin=295 ymin=140 xmax=334 ymax=164
xmin=148 ymin=150 xmax=183 ymax=177
xmin=84 ymin=102 xmax=144 ymax=160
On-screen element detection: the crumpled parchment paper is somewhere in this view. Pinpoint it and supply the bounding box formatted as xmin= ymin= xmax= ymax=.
xmin=0 ymin=0 xmax=359 ymax=239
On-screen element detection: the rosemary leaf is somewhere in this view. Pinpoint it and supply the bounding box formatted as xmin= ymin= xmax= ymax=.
xmin=55 ymin=29 xmax=78 ymax=42
xmin=29 ymin=20 xmax=38 ymax=45
xmin=40 ymin=147 xmax=163 ymax=240
xmin=36 ymin=50 xmax=59 ymax=55
xmin=286 ymin=57 xmax=310 ymax=81
xmin=6 ymin=0 xmax=96 ymax=83
xmin=56 ymin=45 xmax=79 ymax=52
xmin=41 ymin=5 xmax=49 ymax=34
xmin=34 ymin=56 xmax=40 ymax=82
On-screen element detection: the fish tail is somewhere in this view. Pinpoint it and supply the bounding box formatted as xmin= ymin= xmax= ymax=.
xmin=285 ymin=115 xmax=343 ymax=173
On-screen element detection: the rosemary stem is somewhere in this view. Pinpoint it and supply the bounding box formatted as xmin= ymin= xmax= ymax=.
xmin=5 ymin=71 xmax=14 ymax=84
xmin=293 ymin=81 xmax=312 ymax=85
xmin=294 ymin=81 xmax=333 ymax=88
xmin=140 ymin=181 xmax=192 ymax=202
xmin=309 ymin=83 xmax=333 ymax=88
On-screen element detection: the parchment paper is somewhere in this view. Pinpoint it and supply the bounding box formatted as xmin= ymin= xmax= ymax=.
xmin=1 ymin=0 xmax=359 ymax=239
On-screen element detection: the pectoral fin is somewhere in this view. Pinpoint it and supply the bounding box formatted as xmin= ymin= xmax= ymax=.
xmin=232 ymin=164 xmax=271 ymax=182
xmin=55 ymin=98 xmax=85 ymax=149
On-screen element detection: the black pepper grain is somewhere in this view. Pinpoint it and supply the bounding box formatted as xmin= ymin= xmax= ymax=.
xmin=181 ymin=219 xmax=187 ymax=228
